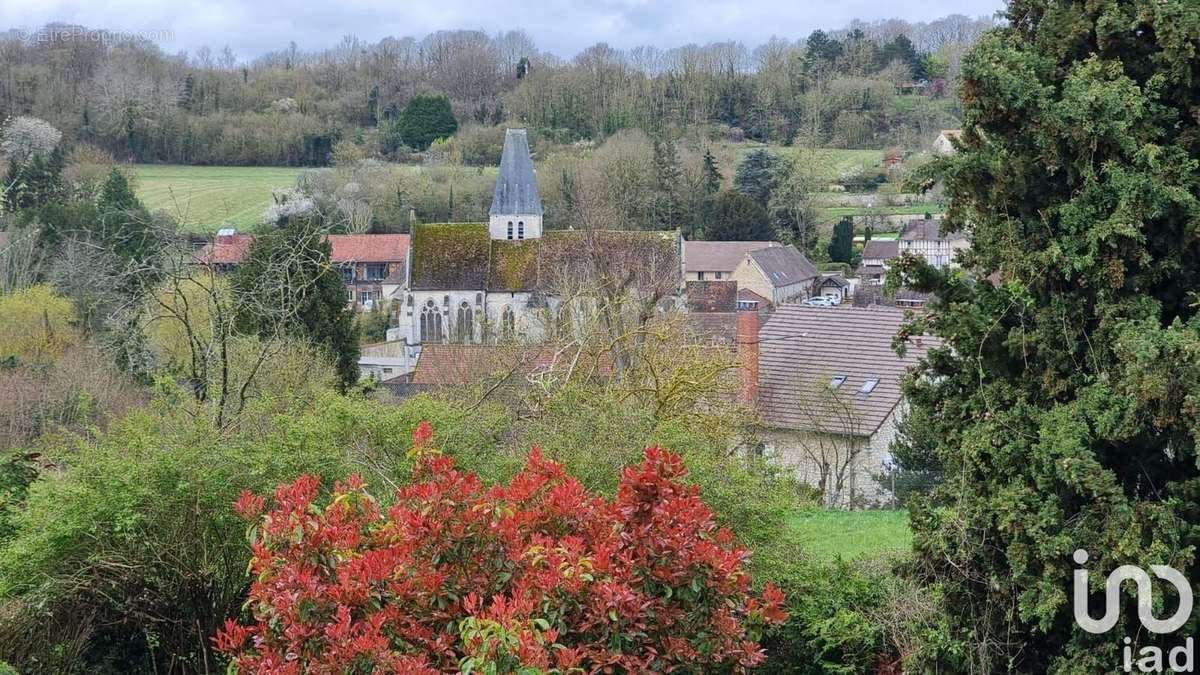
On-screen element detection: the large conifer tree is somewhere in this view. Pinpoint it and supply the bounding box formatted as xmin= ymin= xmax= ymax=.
xmin=896 ymin=1 xmax=1200 ymax=671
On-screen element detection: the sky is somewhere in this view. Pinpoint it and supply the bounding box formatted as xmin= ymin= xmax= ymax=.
xmin=2 ymin=0 xmax=1006 ymax=61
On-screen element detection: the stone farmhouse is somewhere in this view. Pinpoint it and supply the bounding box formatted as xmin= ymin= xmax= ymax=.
xmin=729 ymin=244 xmax=821 ymax=306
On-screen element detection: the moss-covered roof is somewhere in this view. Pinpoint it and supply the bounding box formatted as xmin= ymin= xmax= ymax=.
xmin=410 ymin=225 xmax=681 ymax=293
xmin=487 ymin=239 xmax=542 ymax=292
xmin=410 ymin=223 xmax=490 ymax=290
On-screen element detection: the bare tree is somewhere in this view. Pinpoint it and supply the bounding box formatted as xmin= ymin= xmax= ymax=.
xmin=145 ymin=231 xmax=336 ymax=429
xmin=0 ymin=224 xmax=44 ymax=293
xmin=788 ymin=372 xmax=869 ymax=507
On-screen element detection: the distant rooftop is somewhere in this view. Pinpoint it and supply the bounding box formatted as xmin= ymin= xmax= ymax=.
xmin=489 ymin=129 xmax=543 ymax=217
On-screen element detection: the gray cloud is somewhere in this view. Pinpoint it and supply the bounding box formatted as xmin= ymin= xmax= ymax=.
xmin=3 ymin=0 xmax=1006 ymax=60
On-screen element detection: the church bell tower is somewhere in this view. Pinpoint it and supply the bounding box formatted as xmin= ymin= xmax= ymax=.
xmin=488 ymin=128 xmax=543 ymax=241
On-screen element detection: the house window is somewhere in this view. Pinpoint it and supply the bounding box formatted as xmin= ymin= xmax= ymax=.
xmin=365 ymin=263 xmax=388 ymax=280
xmin=456 ymin=301 xmax=474 ymax=343
xmin=829 ymin=375 xmax=847 ymax=389
xmin=346 ymin=288 xmax=354 ymax=302
xmin=359 ymin=290 xmax=378 ymax=304
xmin=342 ymin=265 xmax=355 ymax=284
xmin=420 ymin=300 xmax=443 ymax=343
xmin=501 ymin=305 xmax=515 ymax=338
xmin=715 ymin=272 xmax=723 ymax=280
xmin=507 ymin=221 xmax=514 ymax=240
xmin=737 ymin=300 xmax=759 ymax=311
xmin=517 ymin=221 xmax=524 ymax=239
xmin=859 ymin=378 xmax=879 ymax=396
xmin=697 ymin=272 xmax=706 ymax=280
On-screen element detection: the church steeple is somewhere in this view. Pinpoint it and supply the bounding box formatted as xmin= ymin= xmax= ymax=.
xmin=489 ymin=128 xmax=543 ymax=241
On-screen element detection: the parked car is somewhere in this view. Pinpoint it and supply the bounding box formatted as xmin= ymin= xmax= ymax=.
xmin=804 ymin=295 xmax=837 ymax=307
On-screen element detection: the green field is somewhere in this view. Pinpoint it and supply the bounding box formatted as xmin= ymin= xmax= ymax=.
xmin=787 ymin=509 xmax=912 ymax=560
xmin=133 ymin=165 xmax=301 ymax=233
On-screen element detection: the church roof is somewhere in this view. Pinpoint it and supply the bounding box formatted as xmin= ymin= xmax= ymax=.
xmin=490 ymin=129 xmax=543 ymax=216
xmin=410 ymin=223 xmax=491 ymax=290
xmin=408 ymin=224 xmax=680 ymax=293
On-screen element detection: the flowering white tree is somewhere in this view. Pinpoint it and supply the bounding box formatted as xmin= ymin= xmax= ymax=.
xmin=0 ymin=116 xmax=62 ymax=165
xmin=261 ymin=188 xmax=316 ymax=226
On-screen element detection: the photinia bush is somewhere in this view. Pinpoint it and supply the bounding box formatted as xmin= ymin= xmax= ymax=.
xmin=215 ymin=420 xmax=786 ymax=673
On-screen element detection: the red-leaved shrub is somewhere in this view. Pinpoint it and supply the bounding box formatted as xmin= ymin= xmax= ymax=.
xmin=215 ymin=421 xmax=786 ymax=673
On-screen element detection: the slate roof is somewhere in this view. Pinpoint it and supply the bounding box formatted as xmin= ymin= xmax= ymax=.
xmin=490 ymin=129 xmax=543 ymax=216
xmin=748 ymin=245 xmax=818 ymax=288
xmin=861 ymin=240 xmax=899 ymax=261
xmin=756 ymin=305 xmax=938 ymax=436
xmin=685 ymin=280 xmax=738 ymax=313
xmin=684 ymin=240 xmax=779 ymax=273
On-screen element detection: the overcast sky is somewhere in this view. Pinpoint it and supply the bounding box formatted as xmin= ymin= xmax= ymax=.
xmin=4 ymin=0 xmax=1006 ymax=60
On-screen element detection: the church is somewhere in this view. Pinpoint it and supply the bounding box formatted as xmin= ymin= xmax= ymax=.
xmin=374 ymin=128 xmax=683 ymax=378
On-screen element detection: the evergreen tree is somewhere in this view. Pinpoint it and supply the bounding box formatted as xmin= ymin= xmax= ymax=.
xmin=826 ymin=217 xmax=853 ymax=263
xmin=651 ymin=138 xmax=684 ymax=230
xmin=733 ymin=149 xmax=780 ymax=207
xmin=94 ymin=168 xmax=157 ymax=264
xmin=366 ymin=84 xmax=379 ymax=126
xmin=701 ymin=148 xmax=721 ymax=195
xmin=232 ymin=220 xmax=360 ymax=389
xmin=704 ymin=190 xmax=773 ymax=241
xmin=896 ymin=2 xmax=1200 ymax=671
xmin=396 ymin=95 xmax=458 ymax=151
xmin=3 ymin=147 xmax=64 ymax=211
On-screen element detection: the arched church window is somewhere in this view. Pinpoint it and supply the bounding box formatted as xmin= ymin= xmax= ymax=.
xmin=456 ymin=301 xmax=474 ymax=343
xmin=501 ymin=305 xmax=515 ymax=338
xmin=507 ymin=221 xmax=514 ymax=240
xmin=420 ymin=300 xmax=443 ymax=343
xmin=517 ymin=221 xmax=525 ymax=240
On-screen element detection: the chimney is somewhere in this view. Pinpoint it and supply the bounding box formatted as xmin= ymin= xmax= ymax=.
xmin=736 ymin=309 xmax=759 ymax=407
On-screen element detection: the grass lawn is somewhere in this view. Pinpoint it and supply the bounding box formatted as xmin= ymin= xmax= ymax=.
xmin=787 ymin=509 xmax=912 ymax=561
xmin=132 ymin=165 xmax=301 ymax=233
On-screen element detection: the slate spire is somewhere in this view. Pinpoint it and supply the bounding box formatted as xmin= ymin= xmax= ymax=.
xmin=489 ymin=128 xmax=543 ymax=216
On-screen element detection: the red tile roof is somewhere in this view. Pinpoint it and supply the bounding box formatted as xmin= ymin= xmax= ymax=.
xmin=328 ymin=234 xmax=409 ymax=263
xmin=737 ymin=287 xmax=770 ymax=306
xmin=194 ymin=233 xmax=410 ymax=266
xmin=195 ymin=234 xmax=255 ymax=265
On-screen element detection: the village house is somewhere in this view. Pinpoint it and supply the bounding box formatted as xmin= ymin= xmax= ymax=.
xmin=729 ymin=244 xmax=820 ymax=306
xmin=738 ymin=304 xmax=936 ymax=507
xmin=683 ymin=240 xmax=780 ymax=281
xmin=194 ymin=230 xmax=410 ymax=309
xmin=859 ymin=239 xmax=898 ymax=284
xmin=897 ymin=218 xmax=968 ymax=269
